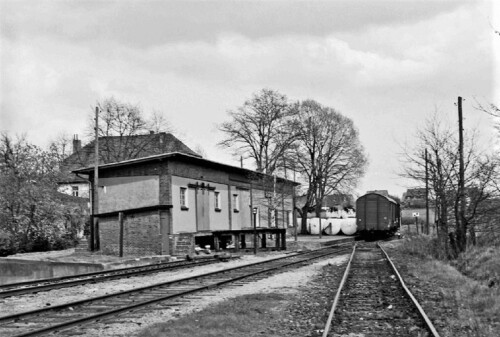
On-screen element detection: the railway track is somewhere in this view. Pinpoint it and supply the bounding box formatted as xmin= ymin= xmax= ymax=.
xmin=0 ymin=256 xmax=235 ymax=298
xmin=322 ymin=242 xmax=440 ymax=337
xmin=0 ymin=245 xmax=351 ymax=337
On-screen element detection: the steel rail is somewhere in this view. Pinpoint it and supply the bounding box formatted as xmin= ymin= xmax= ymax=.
xmin=0 ymin=245 xmax=351 ymax=336
xmin=378 ymin=243 xmax=441 ymax=337
xmin=321 ymin=244 xmax=357 ymax=337
xmin=1 ymin=242 xmax=352 ymax=298
xmin=0 ymin=257 xmax=227 ymax=298
xmin=4 ymin=246 xmax=350 ymax=337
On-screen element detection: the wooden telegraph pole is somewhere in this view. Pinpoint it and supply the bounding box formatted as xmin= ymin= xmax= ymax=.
xmin=253 ymin=207 xmax=258 ymax=254
xmin=457 ymin=96 xmax=466 ymax=249
xmin=91 ymin=106 xmax=99 ymax=251
xmin=425 ymin=149 xmax=430 ymax=235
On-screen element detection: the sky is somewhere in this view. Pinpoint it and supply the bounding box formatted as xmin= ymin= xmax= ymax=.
xmin=1 ymin=0 xmax=499 ymax=198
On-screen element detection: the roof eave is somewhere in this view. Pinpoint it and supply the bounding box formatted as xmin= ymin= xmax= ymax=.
xmin=72 ymin=152 xmax=299 ymax=185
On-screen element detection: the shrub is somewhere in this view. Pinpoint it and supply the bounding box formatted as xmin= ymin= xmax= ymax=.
xmin=0 ymin=230 xmax=15 ymax=256
xmin=51 ymin=234 xmax=78 ymax=250
xmin=396 ymin=235 xmax=449 ymax=260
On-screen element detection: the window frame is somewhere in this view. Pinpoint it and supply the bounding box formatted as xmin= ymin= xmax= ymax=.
xmin=180 ymin=187 xmax=189 ymax=210
xmin=214 ymin=191 xmax=221 ymax=212
xmin=233 ymin=194 xmax=239 ymax=213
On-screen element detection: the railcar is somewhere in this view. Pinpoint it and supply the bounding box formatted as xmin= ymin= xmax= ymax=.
xmin=356 ymin=193 xmax=401 ymax=238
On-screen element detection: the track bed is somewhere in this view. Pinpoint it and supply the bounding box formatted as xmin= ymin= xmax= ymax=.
xmin=323 ymin=243 xmax=439 ymax=337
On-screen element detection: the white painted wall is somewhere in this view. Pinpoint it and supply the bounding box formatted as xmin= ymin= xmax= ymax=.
xmin=58 ymin=182 xmax=90 ymax=198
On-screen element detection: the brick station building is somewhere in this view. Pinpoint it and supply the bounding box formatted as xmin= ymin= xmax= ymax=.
xmin=73 ymin=152 xmax=298 ymax=257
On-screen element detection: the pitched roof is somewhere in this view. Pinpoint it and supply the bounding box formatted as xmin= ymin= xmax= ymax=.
xmin=61 ymin=132 xmax=200 ymax=182
xmin=404 ymin=188 xmax=426 ymax=199
xmin=73 ymin=152 xmax=300 ymax=186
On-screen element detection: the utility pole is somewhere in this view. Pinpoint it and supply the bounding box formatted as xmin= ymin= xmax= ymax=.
xmin=458 ymin=96 xmax=466 ymax=250
xmin=91 ymin=106 xmax=99 ymax=251
xmin=293 ymin=169 xmax=297 ymax=242
xmin=425 ymin=149 xmax=430 ymax=235
xmin=253 ymin=207 xmax=258 ymax=255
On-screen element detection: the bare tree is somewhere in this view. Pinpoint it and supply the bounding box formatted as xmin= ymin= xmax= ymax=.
xmin=148 ymin=110 xmax=174 ymax=134
xmin=193 ymin=144 xmax=208 ymax=159
xmin=291 ymin=100 xmax=367 ymax=234
xmin=400 ymin=114 xmax=499 ymax=256
xmin=49 ymin=133 xmax=72 ymax=158
xmin=475 ymin=100 xmax=500 ymax=194
xmin=93 ymin=97 xmax=149 ymax=163
xmin=82 ymin=97 xmax=175 ymax=164
xmin=218 ymin=89 xmax=298 ymax=175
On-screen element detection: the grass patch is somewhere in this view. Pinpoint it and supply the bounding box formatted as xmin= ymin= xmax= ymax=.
xmin=388 ymin=237 xmax=500 ymax=336
xmin=454 ymin=246 xmax=500 ymax=287
xmin=392 ymin=234 xmax=449 ymax=260
xmin=137 ymin=293 xmax=290 ymax=337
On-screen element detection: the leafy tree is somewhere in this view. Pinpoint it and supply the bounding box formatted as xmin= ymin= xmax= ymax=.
xmin=0 ymin=134 xmax=83 ymax=254
xmin=291 ymin=100 xmax=367 ymax=234
xmin=218 ymin=89 xmax=298 ymax=175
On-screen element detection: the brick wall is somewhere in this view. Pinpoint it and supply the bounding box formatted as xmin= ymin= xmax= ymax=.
xmin=99 ymin=211 xmax=162 ymax=256
xmin=159 ymin=162 xmax=171 ymax=205
xmin=171 ymin=233 xmax=195 ymax=256
xmin=99 ymin=216 xmax=120 ymax=255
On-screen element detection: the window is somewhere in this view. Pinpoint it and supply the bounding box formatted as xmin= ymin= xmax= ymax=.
xmin=214 ymin=191 xmax=221 ymax=211
xmin=71 ymin=186 xmax=79 ymax=197
xmin=180 ymin=187 xmax=188 ymax=210
xmin=233 ymin=194 xmax=239 ymax=212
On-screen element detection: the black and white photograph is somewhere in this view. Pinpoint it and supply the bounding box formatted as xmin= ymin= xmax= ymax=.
xmin=0 ymin=0 xmax=499 ymax=336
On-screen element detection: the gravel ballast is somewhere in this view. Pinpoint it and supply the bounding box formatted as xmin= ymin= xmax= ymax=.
xmin=82 ymin=254 xmax=350 ymax=337
xmin=0 ymin=253 xmax=298 ymax=316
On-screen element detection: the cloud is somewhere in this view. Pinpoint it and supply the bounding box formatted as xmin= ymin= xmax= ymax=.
xmin=1 ymin=0 xmax=465 ymax=47
xmin=0 ymin=0 xmax=495 ymax=196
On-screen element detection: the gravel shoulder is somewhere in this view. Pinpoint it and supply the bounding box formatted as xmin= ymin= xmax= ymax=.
xmin=0 ymin=252 xmax=292 ymax=316
xmin=86 ymin=254 xmax=350 ymax=337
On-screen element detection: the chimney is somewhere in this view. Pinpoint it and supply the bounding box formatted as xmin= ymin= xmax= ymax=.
xmin=73 ymin=134 xmax=82 ymax=154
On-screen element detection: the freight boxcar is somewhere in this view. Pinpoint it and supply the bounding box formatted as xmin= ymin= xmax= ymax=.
xmin=356 ymin=193 xmax=400 ymax=237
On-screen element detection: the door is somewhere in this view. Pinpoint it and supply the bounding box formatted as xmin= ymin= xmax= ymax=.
xmin=159 ymin=210 xmax=170 ymax=255
xmin=196 ymin=187 xmax=210 ymax=231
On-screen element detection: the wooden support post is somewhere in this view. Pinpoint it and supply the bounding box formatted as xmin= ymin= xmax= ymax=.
xmin=241 ymin=234 xmax=246 ymax=249
xmin=119 ymin=212 xmax=124 ymax=257
xmin=261 ymin=233 xmax=267 ymax=249
xmin=281 ymin=230 xmax=286 ymax=250
xmin=95 ymin=218 xmax=100 ymax=251
xmin=275 ymin=231 xmax=280 ymax=249
xmin=233 ymin=234 xmax=240 ymax=252
xmin=214 ymin=234 xmax=220 ymax=251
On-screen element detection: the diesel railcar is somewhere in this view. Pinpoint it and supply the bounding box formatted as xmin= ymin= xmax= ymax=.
xmin=356 ymin=193 xmax=401 ymax=238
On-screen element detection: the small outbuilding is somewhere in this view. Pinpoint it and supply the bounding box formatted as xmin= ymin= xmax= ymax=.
xmin=73 ymin=152 xmax=298 ymax=257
